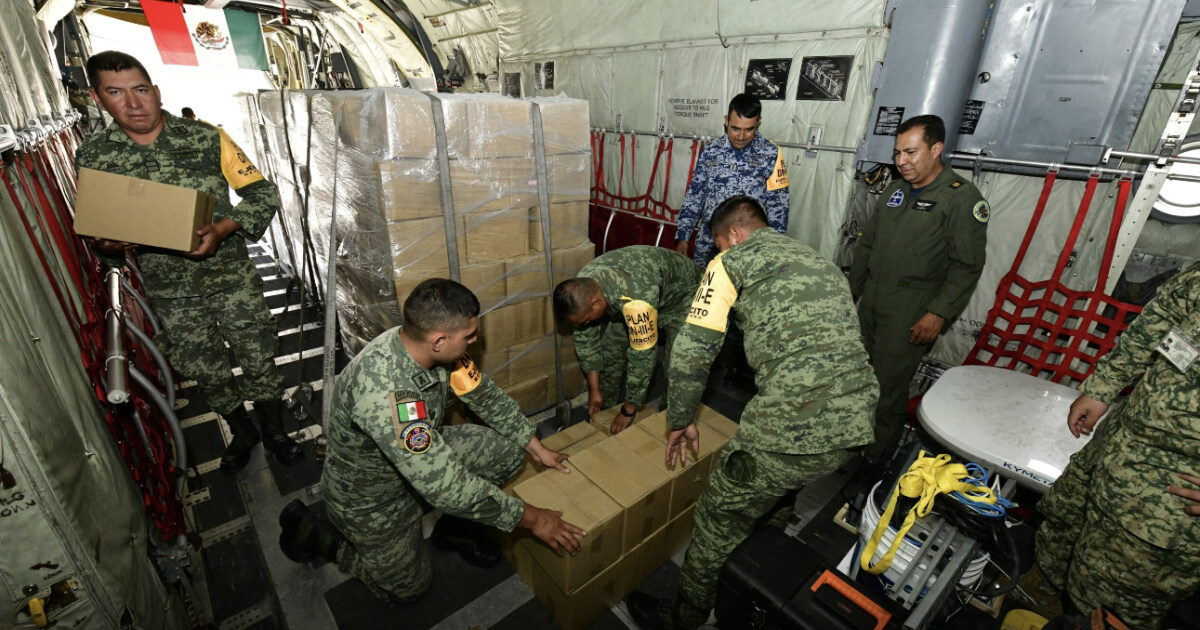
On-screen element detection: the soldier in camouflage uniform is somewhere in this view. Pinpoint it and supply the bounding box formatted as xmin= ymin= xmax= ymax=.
xmin=674 ymin=93 xmax=790 ymax=267
xmin=849 ymin=115 xmax=988 ymax=459
xmin=279 ymin=279 xmax=583 ymax=603
xmin=552 ymin=246 xmax=701 ymax=433
xmin=1028 ymin=261 xmax=1200 ymax=629
xmin=76 ymin=52 xmax=301 ymax=472
xmin=628 ymin=196 xmax=878 ymax=630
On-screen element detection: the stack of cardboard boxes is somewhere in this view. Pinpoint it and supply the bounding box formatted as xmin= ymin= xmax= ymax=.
xmin=254 ymin=89 xmax=594 ymax=412
xmin=499 ymin=405 xmax=739 ymax=629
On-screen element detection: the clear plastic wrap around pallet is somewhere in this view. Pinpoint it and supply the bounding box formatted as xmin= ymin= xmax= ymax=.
xmin=254 ymin=88 xmax=593 ymax=412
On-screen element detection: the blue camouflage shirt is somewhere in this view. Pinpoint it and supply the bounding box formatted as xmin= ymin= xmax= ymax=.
xmin=674 ymin=134 xmax=790 ymax=266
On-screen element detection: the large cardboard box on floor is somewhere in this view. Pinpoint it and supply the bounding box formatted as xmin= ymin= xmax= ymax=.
xmin=570 ymin=436 xmax=672 ymax=555
xmin=638 ymin=408 xmax=733 ymax=477
xmin=74 ymin=168 xmax=215 ymax=252
xmin=617 ymin=420 xmax=714 ymax=521
xmin=513 ymin=505 xmax=696 ymax=630
xmin=511 ymin=468 xmax=624 ymax=593
xmin=503 ymin=421 xmax=607 ymax=495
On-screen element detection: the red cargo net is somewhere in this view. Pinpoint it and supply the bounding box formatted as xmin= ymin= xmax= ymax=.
xmin=964 ymin=170 xmax=1141 ymax=387
xmin=590 ymin=130 xmax=705 ymax=223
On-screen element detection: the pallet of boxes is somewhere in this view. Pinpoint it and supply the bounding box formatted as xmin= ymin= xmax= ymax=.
xmin=253 ymin=88 xmax=594 ymax=411
xmin=499 ymin=404 xmax=739 ymax=629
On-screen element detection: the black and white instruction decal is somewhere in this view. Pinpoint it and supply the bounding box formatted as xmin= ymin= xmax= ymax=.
xmin=535 ymin=61 xmax=555 ymax=90
xmin=796 ymin=56 xmax=852 ymax=101
xmin=874 ymin=106 xmax=905 ymax=136
xmin=743 ymin=58 xmax=791 ymax=101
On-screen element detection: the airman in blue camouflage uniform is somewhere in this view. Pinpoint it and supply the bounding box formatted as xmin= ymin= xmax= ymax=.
xmin=1029 ymin=261 xmax=1200 ymax=629
xmin=553 ymin=246 xmax=701 ymax=433
xmin=674 ymin=94 xmax=790 ymax=267
xmin=278 ymin=280 xmax=583 ymax=603
xmin=628 ymin=196 xmax=878 ymax=630
xmin=76 ymin=52 xmax=301 ymax=472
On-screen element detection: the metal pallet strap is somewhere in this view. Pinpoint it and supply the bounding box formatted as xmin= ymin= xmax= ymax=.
xmin=531 ymin=102 xmax=569 ymax=426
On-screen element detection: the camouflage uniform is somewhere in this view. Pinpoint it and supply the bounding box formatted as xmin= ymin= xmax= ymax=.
xmin=849 ymin=167 xmax=988 ymax=457
xmin=1036 ymin=261 xmax=1200 ymax=629
xmin=75 ymin=112 xmax=283 ymax=415
xmin=574 ymin=246 xmax=702 ymax=408
xmin=666 ymin=229 xmax=878 ymax=627
xmin=321 ymin=327 xmax=533 ymax=603
xmin=674 ymin=135 xmax=790 ymax=266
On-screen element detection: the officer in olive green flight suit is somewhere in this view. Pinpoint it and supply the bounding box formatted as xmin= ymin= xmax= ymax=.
xmin=849 ymin=114 xmax=989 ymax=459
xmin=627 ymin=196 xmax=878 ymax=630
xmin=279 ymin=279 xmax=583 ymax=604
xmin=76 ymin=51 xmax=301 ymax=472
xmin=553 ymin=245 xmax=702 ymax=433
xmin=1028 ymin=261 xmax=1200 ymax=629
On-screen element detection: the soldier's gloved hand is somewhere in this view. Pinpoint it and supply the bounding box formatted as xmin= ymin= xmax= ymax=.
xmin=666 ymin=424 xmax=700 ymax=467
xmin=587 ymin=389 xmax=604 ymax=419
xmin=1067 ymin=394 xmax=1108 ymax=438
xmin=1167 ymin=472 xmax=1200 ymax=516
xmin=520 ymin=504 xmax=585 ymax=555
xmin=526 ymin=437 xmax=571 ymax=474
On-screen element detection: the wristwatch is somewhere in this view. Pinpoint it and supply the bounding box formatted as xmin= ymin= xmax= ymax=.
xmin=619 ymin=406 xmax=636 ymax=418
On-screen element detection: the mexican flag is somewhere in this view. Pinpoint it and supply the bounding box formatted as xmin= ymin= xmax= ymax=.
xmin=142 ymin=0 xmax=269 ymax=70
xmin=398 ymin=401 xmax=427 ymax=422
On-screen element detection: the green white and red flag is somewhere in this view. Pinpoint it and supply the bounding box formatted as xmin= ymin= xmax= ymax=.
xmin=142 ymin=0 xmax=269 ymax=70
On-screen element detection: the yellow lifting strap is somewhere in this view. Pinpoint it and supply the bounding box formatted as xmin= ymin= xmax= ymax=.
xmin=859 ymin=451 xmax=1001 ymax=575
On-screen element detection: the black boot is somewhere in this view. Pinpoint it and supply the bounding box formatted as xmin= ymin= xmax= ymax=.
xmin=626 ymin=592 xmax=683 ymax=630
xmin=279 ymin=499 xmax=344 ymax=563
xmin=430 ymin=515 xmax=502 ymax=568
xmin=255 ymin=399 xmax=303 ymax=465
xmin=220 ymin=406 xmax=260 ymax=473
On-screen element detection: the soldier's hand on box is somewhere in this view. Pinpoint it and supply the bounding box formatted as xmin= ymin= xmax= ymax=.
xmin=908 ymin=312 xmax=944 ymax=345
xmin=1067 ymin=394 xmax=1108 ymax=438
xmin=521 ymin=505 xmax=585 ymax=555
xmin=1167 ymin=472 xmax=1200 ymax=516
xmin=587 ymin=390 xmax=604 ymax=420
xmin=666 ymin=424 xmax=700 ymax=467
xmin=526 ymin=438 xmax=571 ymax=474
xmin=85 ymin=236 xmax=136 ymax=256
xmin=190 ymin=218 xmax=241 ymax=257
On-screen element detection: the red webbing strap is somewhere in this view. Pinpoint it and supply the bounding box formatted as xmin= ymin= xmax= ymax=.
xmin=1093 ymin=176 xmax=1133 ymax=292
xmin=16 ymin=152 xmax=87 ymax=302
xmin=1048 ymin=173 xmax=1100 ymax=283
xmin=1 ymin=165 xmax=84 ymax=345
xmin=28 ymin=148 xmax=87 ymax=283
xmin=1009 ymin=169 xmax=1058 ymax=271
xmin=628 ymin=134 xmax=637 ymax=210
xmin=591 ymin=130 xmax=604 ymax=197
xmin=661 ymin=136 xmax=675 ymax=207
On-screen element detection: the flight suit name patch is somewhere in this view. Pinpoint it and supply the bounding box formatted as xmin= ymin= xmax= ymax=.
xmin=886 ymin=190 xmax=904 ymax=207
xmin=687 ymin=256 xmax=738 ymax=333
xmin=621 ymin=298 xmax=659 ymax=351
xmin=913 ymin=200 xmax=937 ymax=212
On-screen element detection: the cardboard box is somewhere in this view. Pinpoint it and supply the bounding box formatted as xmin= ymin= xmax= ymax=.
xmin=458 ymin=261 xmax=507 ymax=312
xmin=74 ymin=168 xmax=215 ymax=252
xmin=480 ymin=297 xmax=551 ymax=349
xmin=442 ymin=95 xmax=534 ymax=159
xmin=589 ymin=406 xmax=621 ymax=436
xmin=617 ymin=422 xmax=714 ymax=520
xmin=547 ymin=153 xmax=592 ymax=203
xmin=638 ymin=410 xmax=732 ymax=477
xmin=570 ymin=436 xmax=671 ymax=555
xmin=503 ymin=421 xmax=606 ymax=495
xmin=506 ymin=374 xmax=551 ymax=414
xmin=507 ymin=338 xmax=557 ymax=385
xmin=529 ymin=97 xmax=591 ymax=155
xmin=504 ymin=254 xmax=550 ymax=304
xmin=463 ymin=207 xmax=530 ymax=263
xmin=337 ymin=88 xmax=437 ymax=159
xmin=512 ymin=468 xmax=624 ymax=593
xmin=387 ymin=216 xmax=467 ymax=278
xmin=529 ymin=201 xmax=590 ymax=252
xmin=552 ymin=242 xmax=597 ymax=285
xmin=376 ymin=158 xmax=537 ymax=221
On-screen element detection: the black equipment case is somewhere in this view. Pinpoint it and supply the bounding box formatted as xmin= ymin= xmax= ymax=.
xmin=715 ymin=526 xmax=897 ymax=630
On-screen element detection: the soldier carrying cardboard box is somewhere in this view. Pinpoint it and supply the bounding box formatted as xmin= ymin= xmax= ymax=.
xmin=553 ymin=246 xmax=701 ymax=434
